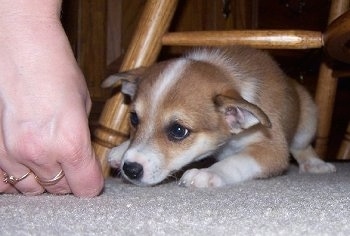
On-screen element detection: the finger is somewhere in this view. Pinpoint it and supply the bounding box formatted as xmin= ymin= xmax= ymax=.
xmin=0 ymin=160 xmax=44 ymax=195
xmin=8 ymin=131 xmax=72 ymax=194
xmin=0 ymin=168 xmax=19 ymax=194
xmin=62 ymin=147 xmax=104 ymax=197
xmin=19 ymin=151 xmax=71 ymax=194
xmin=31 ymin=164 xmax=71 ymax=195
xmin=0 ymin=122 xmax=46 ymax=195
xmin=57 ymin=104 xmax=104 ymax=197
xmin=13 ymin=170 xmax=45 ymax=196
xmin=7 ymin=140 xmax=71 ymax=194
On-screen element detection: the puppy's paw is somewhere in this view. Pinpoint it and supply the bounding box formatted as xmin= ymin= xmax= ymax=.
xmin=108 ymin=140 xmax=130 ymax=169
xmin=108 ymin=149 xmax=122 ymax=169
xmin=299 ymin=158 xmax=336 ymax=174
xmin=179 ymin=168 xmax=225 ymax=188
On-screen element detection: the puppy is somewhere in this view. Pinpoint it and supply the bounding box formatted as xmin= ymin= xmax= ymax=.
xmin=103 ymin=46 xmax=335 ymax=188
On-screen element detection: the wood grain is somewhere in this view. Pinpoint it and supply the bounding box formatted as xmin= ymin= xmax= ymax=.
xmin=162 ymin=30 xmax=322 ymax=49
xmin=324 ymin=10 xmax=350 ymax=63
xmin=77 ymin=0 xmax=107 ymax=100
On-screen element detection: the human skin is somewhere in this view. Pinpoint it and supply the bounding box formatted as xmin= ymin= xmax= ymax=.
xmin=0 ymin=0 xmax=104 ymax=197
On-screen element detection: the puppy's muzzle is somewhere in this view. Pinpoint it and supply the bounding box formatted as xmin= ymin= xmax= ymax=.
xmin=122 ymin=162 xmax=144 ymax=180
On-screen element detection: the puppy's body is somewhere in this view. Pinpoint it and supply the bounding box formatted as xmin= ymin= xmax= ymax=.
xmin=106 ymin=46 xmax=335 ymax=187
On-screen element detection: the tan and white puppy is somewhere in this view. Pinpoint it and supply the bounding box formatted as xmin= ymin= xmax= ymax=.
xmin=104 ymin=46 xmax=335 ymax=188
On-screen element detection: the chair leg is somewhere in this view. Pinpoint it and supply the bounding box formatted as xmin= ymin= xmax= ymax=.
xmin=337 ymin=122 xmax=350 ymax=160
xmin=314 ymin=63 xmax=338 ymax=158
xmin=313 ymin=0 xmax=348 ymax=158
xmin=93 ymin=0 xmax=178 ymax=177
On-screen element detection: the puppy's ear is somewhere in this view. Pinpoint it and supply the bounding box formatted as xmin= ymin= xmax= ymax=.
xmin=101 ymin=67 xmax=146 ymax=99
xmin=214 ymin=92 xmax=271 ymax=134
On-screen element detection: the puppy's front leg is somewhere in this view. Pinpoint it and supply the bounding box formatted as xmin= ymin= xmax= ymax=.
xmin=180 ymin=140 xmax=289 ymax=188
xmin=180 ymin=155 xmax=262 ymax=188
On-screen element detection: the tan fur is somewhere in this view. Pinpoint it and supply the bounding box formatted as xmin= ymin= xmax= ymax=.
xmin=106 ymin=46 xmax=335 ymax=187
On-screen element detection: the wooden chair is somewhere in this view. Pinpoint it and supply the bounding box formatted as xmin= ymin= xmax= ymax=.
xmin=93 ymin=0 xmax=350 ymax=177
xmin=337 ymin=123 xmax=350 ymax=159
xmin=323 ymin=9 xmax=350 ymax=160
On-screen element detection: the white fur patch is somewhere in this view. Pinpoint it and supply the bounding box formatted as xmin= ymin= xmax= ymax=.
xmin=108 ymin=140 xmax=130 ymax=168
xmin=151 ymin=59 xmax=188 ymax=111
xmin=240 ymin=84 xmax=258 ymax=105
xmin=179 ymin=155 xmax=262 ymax=188
xmin=298 ymin=156 xmax=336 ymax=174
xmin=216 ymin=131 xmax=265 ymax=160
xmin=179 ymin=168 xmax=225 ymax=188
xmin=208 ymin=155 xmax=262 ymax=184
xmin=291 ymin=146 xmax=336 ymax=174
xmin=122 ymin=145 xmax=169 ymax=185
xmin=139 ymin=59 xmax=188 ymax=140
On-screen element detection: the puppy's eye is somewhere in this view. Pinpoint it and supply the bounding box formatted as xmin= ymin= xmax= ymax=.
xmin=167 ymin=122 xmax=190 ymax=142
xmin=130 ymin=112 xmax=139 ymax=127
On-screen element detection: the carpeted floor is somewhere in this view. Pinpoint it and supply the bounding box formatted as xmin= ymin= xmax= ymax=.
xmin=1 ymin=162 xmax=350 ymax=236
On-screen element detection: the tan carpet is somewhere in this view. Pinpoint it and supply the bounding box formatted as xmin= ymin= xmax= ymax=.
xmin=1 ymin=162 xmax=350 ymax=235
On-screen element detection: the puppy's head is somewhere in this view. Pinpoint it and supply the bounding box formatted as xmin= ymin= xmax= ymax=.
xmin=104 ymin=57 xmax=271 ymax=186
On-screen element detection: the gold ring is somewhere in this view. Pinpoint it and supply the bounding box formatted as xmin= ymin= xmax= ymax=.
xmin=35 ymin=170 xmax=65 ymax=186
xmin=3 ymin=171 xmax=31 ymax=185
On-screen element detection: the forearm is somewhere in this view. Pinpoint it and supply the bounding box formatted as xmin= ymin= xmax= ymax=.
xmin=0 ymin=0 xmax=62 ymax=19
xmin=0 ymin=0 xmax=76 ymax=86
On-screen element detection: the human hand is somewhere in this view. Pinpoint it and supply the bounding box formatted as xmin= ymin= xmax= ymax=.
xmin=0 ymin=2 xmax=104 ymax=197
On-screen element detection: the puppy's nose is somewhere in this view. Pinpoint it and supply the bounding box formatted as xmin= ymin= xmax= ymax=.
xmin=123 ymin=162 xmax=143 ymax=180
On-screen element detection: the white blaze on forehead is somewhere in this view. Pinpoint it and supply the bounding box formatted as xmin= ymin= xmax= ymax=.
xmin=151 ymin=59 xmax=188 ymax=110
xmin=134 ymin=59 xmax=189 ymax=147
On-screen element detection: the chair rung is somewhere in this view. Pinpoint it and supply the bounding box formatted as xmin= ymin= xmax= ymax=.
xmin=162 ymin=30 xmax=323 ymax=49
